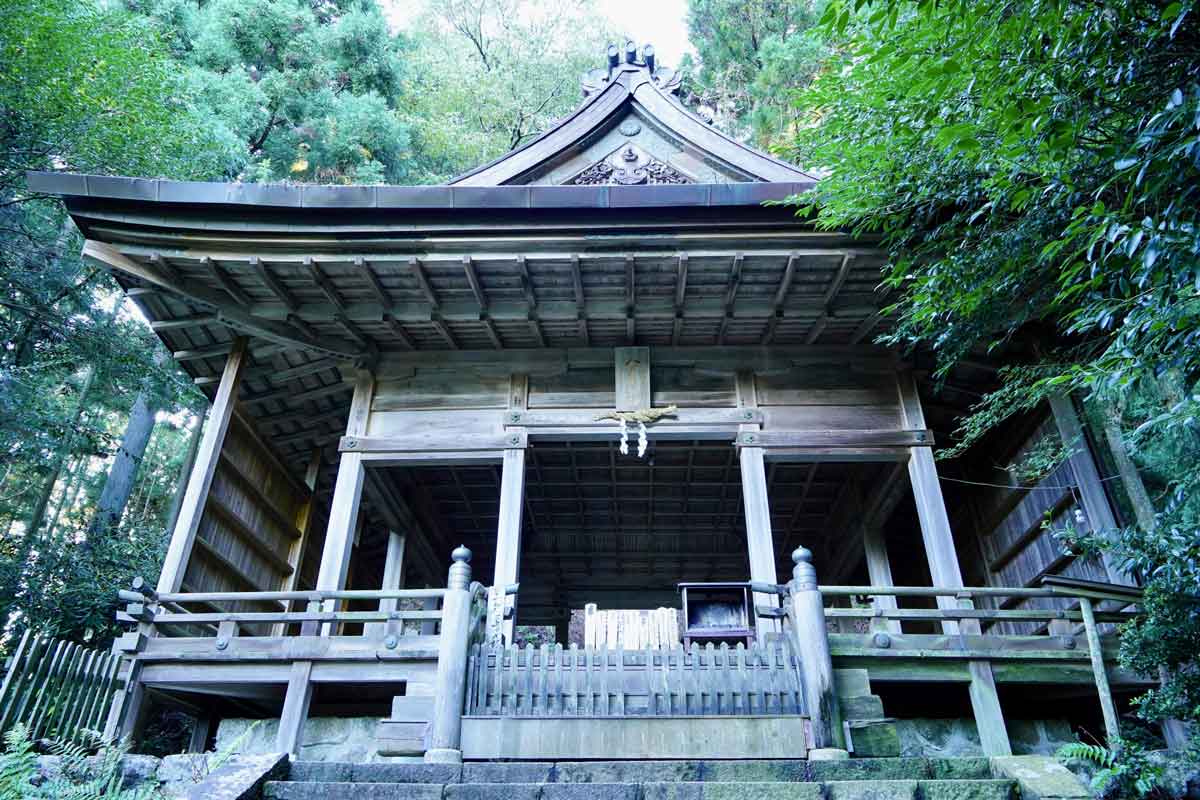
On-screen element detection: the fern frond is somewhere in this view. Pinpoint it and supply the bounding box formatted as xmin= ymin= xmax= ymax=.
xmin=0 ymin=724 xmax=40 ymax=800
xmin=1058 ymin=741 xmax=1116 ymax=768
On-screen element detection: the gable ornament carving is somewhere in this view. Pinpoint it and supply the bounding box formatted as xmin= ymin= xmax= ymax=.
xmin=567 ymin=143 xmax=692 ymax=186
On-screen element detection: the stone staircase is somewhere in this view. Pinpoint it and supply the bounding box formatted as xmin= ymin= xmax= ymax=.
xmin=263 ymin=757 xmax=1023 ymax=799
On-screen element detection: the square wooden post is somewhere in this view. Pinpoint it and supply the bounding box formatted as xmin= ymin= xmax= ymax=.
xmin=488 ymin=447 xmax=525 ymax=644
xmin=740 ymin=445 xmax=780 ymax=636
xmin=897 ymin=370 xmax=1012 ymax=756
xmin=367 ymin=530 xmax=407 ymax=639
xmin=736 ymin=370 xmax=779 ymax=635
xmin=314 ymin=369 xmax=375 ymax=625
xmin=861 ymin=521 xmax=902 ymax=634
xmin=157 ymin=337 xmax=248 ymax=593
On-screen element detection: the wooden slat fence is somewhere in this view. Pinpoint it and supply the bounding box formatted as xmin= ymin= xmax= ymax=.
xmin=466 ymin=640 xmax=805 ymax=717
xmin=0 ymin=631 xmax=124 ymax=744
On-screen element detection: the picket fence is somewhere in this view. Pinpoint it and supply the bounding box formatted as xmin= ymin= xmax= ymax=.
xmin=0 ymin=630 xmax=125 ymax=744
xmin=466 ymin=639 xmax=806 ymax=717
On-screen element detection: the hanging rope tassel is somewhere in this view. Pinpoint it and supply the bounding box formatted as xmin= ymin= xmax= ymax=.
xmin=618 ymin=417 xmax=629 ymax=455
xmin=637 ymin=421 xmax=648 ymax=458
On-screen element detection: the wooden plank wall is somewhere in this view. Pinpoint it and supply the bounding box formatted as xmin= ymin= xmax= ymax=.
xmin=967 ymin=416 xmax=1112 ymax=635
xmin=179 ymin=415 xmax=314 ymax=620
xmin=465 ymin=640 xmax=804 ymax=717
xmin=367 ymin=349 xmax=904 ymax=437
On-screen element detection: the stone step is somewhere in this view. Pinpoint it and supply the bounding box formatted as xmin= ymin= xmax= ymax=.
xmin=287 ymin=757 xmax=994 ymax=785
xmin=265 ymin=779 xmax=1017 ymax=800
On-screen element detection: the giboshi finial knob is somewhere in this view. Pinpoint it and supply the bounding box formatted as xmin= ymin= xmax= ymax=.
xmin=452 ymin=545 xmax=472 ymax=563
xmin=792 ymin=546 xmax=812 ymax=565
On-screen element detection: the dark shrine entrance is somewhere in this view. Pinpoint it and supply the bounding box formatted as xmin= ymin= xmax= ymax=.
xmin=375 ymin=440 xmax=908 ymax=646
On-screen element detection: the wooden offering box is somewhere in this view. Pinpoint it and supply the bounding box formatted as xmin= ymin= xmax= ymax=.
xmin=678 ymin=582 xmax=755 ymax=647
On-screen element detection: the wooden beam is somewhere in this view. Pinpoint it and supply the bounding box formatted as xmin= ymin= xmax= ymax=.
xmin=1048 ymin=394 xmax=1132 ymax=585
xmin=276 ymin=660 xmax=313 ymax=757
xmin=355 ymin=257 xmax=390 ymax=307
xmin=83 ymin=242 xmax=358 ymax=358
xmin=206 ymin=258 xmax=253 ymax=307
xmin=249 ymin=257 xmax=298 ymax=312
xmin=314 ymin=369 xmax=375 ymax=633
xmin=807 ymin=253 xmax=854 ymax=345
xmin=157 ymin=338 xmax=249 ymax=593
xmin=897 ymin=370 xmax=1012 ymax=756
xmin=736 ymin=430 xmax=932 ymax=449
xmin=383 ymin=315 xmax=416 ymax=350
xmin=718 ymin=254 xmax=744 ymax=345
xmin=490 ymin=448 xmax=526 ymax=644
xmin=571 ymin=255 xmax=589 ymax=346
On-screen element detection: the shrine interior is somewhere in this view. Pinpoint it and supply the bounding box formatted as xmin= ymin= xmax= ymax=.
xmin=346 ymin=440 xmax=927 ymax=641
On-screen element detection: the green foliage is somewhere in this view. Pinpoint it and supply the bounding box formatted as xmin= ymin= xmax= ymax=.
xmin=0 ymin=725 xmax=39 ymax=799
xmin=130 ymin=0 xmax=415 ymax=183
xmin=788 ymin=0 xmax=1200 ymax=751
xmin=1058 ymin=739 xmax=1171 ymax=799
xmin=399 ymin=0 xmax=614 ymax=183
xmin=683 ymin=0 xmax=829 ymax=147
xmin=0 ymin=725 xmax=164 ymax=799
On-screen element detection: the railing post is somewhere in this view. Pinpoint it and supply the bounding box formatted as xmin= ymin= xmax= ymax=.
xmin=1079 ymin=596 xmax=1121 ymax=744
xmin=426 ymin=545 xmax=473 ymax=764
xmin=787 ymin=547 xmax=847 ymax=760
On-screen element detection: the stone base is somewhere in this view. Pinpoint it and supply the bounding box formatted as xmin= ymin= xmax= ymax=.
xmin=809 ymin=748 xmax=850 ymax=761
xmin=424 ymin=748 xmax=462 ymax=764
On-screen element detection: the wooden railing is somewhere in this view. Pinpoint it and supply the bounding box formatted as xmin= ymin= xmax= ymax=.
xmin=0 ymin=631 xmax=125 ymax=745
xmin=465 ymin=639 xmax=804 ymax=718
xmin=819 ymin=584 xmax=1138 ymax=631
xmin=116 ymin=585 xmax=448 ymax=644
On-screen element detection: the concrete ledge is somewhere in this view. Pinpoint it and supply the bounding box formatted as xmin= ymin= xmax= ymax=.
xmin=461 ymin=716 xmax=809 ymax=760
xmin=989 ymin=755 xmax=1089 ymax=799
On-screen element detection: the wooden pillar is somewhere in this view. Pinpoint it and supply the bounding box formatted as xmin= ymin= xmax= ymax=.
xmin=276 ymin=660 xmax=314 ymax=757
xmin=314 ymin=369 xmax=375 ymax=631
xmin=740 ymin=445 xmax=780 ymax=636
xmin=489 ymin=447 xmax=525 ymax=644
xmin=861 ymin=522 xmax=902 ymax=634
xmin=277 ymin=448 xmax=322 ymax=637
xmin=156 ymin=337 xmax=248 ymax=593
xmin=1080 ymin=597 xmax=1121 ymax=743
xmin=897 ymin=370 xmax=1012 ymax=756
xmin=427 ymin=546 xmax=473 ymax=764
xmin=1048 ymin=393 xmax=1132 ymax=585
xmin=367 ymin=530 xmax=407 ymax=639
xmin=736 ymin=370 xmax=779 ymax=635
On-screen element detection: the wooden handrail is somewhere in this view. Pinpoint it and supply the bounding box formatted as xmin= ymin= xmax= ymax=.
xmin=144 ymin=587 xmax=447 ymax=604
xmin=819 ymin=585 xmax=1059 ymax=599
xmin=823 ymin=607 xmax=1136 ymax=623
xmin=142 ymin=609 xmax=443 ymax=626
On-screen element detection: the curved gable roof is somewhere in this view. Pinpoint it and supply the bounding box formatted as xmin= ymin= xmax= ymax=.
xmin=450 ymin=46 xmax=818 ymax=187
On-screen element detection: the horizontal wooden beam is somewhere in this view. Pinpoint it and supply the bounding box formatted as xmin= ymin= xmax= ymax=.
xmin=341 ymin=431 xmax=527 ymax=454
xmin=505 ymin=408 xmax=760 ymax=428
xmin=736 ymin=429 xmax=933 ymax=448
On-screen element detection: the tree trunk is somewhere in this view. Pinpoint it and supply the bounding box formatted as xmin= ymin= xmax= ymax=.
xmin=85 ymin=387 xmax=158 ymax=542
xmin=163 ymin=412 xmax=205 ymax=537
xmin=1098 ymin=400 xmax=1157 ymax=531
xmin=16 ymin=365 xmax=96 ymax=569
xmin=45 ymin=455 xmax=85 ymax=540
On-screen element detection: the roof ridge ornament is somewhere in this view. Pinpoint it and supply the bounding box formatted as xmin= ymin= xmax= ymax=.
xmin=582 ymin=41 xmax=681 ymax=98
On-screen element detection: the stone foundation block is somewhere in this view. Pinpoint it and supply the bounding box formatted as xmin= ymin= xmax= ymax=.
xmin=824 ymin=779 xmax=918 ymax=800
xmin=642 ymin=782 xmax=823 ymax=800
xmin=918 ymin=779 xmax=1016 ymax=800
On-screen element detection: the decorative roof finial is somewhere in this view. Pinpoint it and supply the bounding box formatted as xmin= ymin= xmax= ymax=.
xmin=581 ymin=42 xmax=681 ymax=98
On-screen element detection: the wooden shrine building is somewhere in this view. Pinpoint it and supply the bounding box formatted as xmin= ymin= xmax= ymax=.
xmin=30 ymin=43 xmax=1154 ymax=763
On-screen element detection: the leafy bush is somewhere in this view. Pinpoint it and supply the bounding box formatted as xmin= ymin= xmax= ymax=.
xmin=1059 ymin=740 xmax=1171 ymax=800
